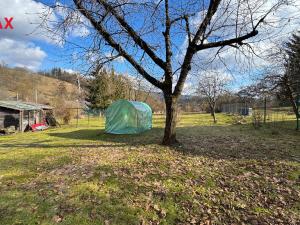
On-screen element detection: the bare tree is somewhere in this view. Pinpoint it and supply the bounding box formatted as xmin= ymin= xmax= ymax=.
xmin=197 ymin=71 xmax=229 ymax=123
xmin=254 ymin=38 xmax=300 ymax=120
xmin=42 ymin=0 xmax=296 ymax=144
xmin=238 ymin=31 xmax=300 ymax=130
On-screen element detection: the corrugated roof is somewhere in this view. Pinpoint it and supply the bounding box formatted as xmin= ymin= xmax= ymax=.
xmin=0 ymin=101 xmax=53 ymax=111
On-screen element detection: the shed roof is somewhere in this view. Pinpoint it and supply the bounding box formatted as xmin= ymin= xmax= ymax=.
xmin=0 ymin=101 xmax=53 ymax=111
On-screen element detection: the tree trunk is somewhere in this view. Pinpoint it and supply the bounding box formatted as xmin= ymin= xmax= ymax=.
xmin=162 ymin=95 xmax=178 ymax=145
xmin=210 ymin=104 xmax=217 ymax=123
xmin=211 ymin=110 xmax=217 ymax=123
xmin=289 ymin=95 xmax=299 ymax=119
xmin=285 ymin=81 xmax=299 ymax=119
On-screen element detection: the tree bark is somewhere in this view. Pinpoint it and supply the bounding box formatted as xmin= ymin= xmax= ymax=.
xmin=210 ymin=105 xmax=217 ymax=123
xmin=211 ymin=111 xmax=217 ymax=123
xmin=283 ymin=78 xmax=300 ymax=119
xmin=162 ymin=94 xmax=178 ymax=145
xmin=72 ymin=0 xmax=264 ymax=145
xmin=287 ymin=89 xmax=299 ymax=119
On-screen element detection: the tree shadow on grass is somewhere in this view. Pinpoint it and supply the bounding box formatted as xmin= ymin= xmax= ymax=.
xmin=0 ymin=143 xmax=128 ymax=149
xmin=45 ymin=121 xmax=300 ymax=162
xmin=0 ymin=128 xmax=162 ymax=149
xmin=48 ymin=128 xmax=164 ymax=145
xmin=175 ymin=121 xmax=300 ymax=162
xmin=1 ymin=120 xmax=298 ymax=161
xmin=1 ymin=123 xmax=299 ymax=224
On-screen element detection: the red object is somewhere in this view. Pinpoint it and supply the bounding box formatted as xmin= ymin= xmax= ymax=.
xmin=31 ymin=123 xmax=48 ymax=131
xmin=0 ymin=17 xmax=14 ymax=29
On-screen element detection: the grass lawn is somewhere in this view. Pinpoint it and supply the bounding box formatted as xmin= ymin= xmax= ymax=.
xmin=0 ymin=113 xmax=299 ymax=225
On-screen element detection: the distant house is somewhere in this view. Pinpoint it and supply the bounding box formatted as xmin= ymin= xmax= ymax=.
xmin=0 ymin=101 xmax=53 ymax=132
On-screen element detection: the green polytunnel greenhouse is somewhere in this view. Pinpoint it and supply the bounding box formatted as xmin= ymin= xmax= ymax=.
xmin=105 ymin=99 xmax=152 ymax=134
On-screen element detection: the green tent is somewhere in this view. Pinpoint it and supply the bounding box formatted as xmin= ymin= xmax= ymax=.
xmin=105 ymin=99 xmax=152 ymax=134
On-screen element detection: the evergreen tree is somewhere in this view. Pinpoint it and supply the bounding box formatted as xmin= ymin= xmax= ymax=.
xmin=285 ymin=32 xmax=300 ymax=96
xmin=240 ymin=33 xmax=300 ymax=120
xmin=279 ymin=32 xmax=300 ymax=118
xmin=110 ymin=68 xmax=126 ymax=100
xmin=86 ymin=66 xmax=130 ymax=110
xmin=86 ymin=68 xmax=111 ymax=110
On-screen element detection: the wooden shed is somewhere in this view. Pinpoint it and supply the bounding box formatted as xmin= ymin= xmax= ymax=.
xmin=0 ymin=101 xmax=53 ymax=132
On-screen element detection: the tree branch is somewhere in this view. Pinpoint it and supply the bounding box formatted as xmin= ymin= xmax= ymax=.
xmin=173 ymin=0 xmax=222 ymax=97
xmin=196 ymin=29 xmax=258 ymax=50
xmin=193 ymin=0 xmax=222 ymax=45
xmin=183 ymin=15 xmax=192 ymax=43
xmin=197 ymin=0 xmax=283 ymax=51
xmin=73 ymin=0 xmax=163 ymax=89
xmin=96 ymin=0 xmax=167 ymax=70
xmin=163 ymin=0 xmax=173 ymax=91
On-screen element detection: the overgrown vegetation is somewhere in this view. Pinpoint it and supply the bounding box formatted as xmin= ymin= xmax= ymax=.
xmin=85 ymin=67 xmax=165 ymax=112
xmin=0 ymin=114 xmax=299 ymax=224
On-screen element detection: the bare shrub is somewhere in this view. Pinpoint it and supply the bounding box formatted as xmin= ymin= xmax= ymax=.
xmin=232 ymin=114 xmax=247 ymax=125
xmin=62 ymin=109 xmax=72 ymax=125
xmin=252 ymin=111 xmax=263 ymax=129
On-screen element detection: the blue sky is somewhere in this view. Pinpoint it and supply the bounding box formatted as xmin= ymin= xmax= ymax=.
xmin=0 ymin=0 xmax=204 ymax=75
xmin=0 ymin=0 xmax=93 ymax=72
xmin=0 ymin=0 xmax=299 ymax=94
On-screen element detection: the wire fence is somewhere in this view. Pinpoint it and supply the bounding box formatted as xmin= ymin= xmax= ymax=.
xmin=55 ymin=108 xmax=105 ymax=128
xmin=252 ymin=106 xmax=297 ymax=129
xmin=54 ymin=106 xmax=299 ymax=130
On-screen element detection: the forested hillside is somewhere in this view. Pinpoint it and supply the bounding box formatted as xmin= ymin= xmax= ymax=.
xmin=0 ymin=66 xmax=165 ymax=112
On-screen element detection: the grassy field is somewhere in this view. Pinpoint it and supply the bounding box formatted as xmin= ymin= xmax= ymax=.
xmin=0 ymin=114 xmax=299 ymax=225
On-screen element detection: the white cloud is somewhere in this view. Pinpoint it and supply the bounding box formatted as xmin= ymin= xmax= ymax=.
xmin=104 ymin=52 xmax=125 ymax=63
xmin=0 ymin=0 xmax=90 ymax=43
xmin=0 ymin=0 xmax=55 ymax=70
xmin=182 ymin=82 xmax=195 ymax=95
xmin=62 ymin=68 xmax=79 ymax=74
xmin=177 ymin=0 xmax=300 ymax=91
xmin=53 ymin=2 xmax=91 ymax=39
xmin=0 ymin=39 xmax=46 ymax=71
xmin=182 ymin=69 xmax=233 ymax=95
xmin=0 ymin=0 xmax=57 ymax=43
xmin=71 ymin=25 xmax=90 ymax=38
xmin=0 ymin=0 xmax=92 ymax=71
xmin=123 ymin=72 xmax=161 ymax=93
